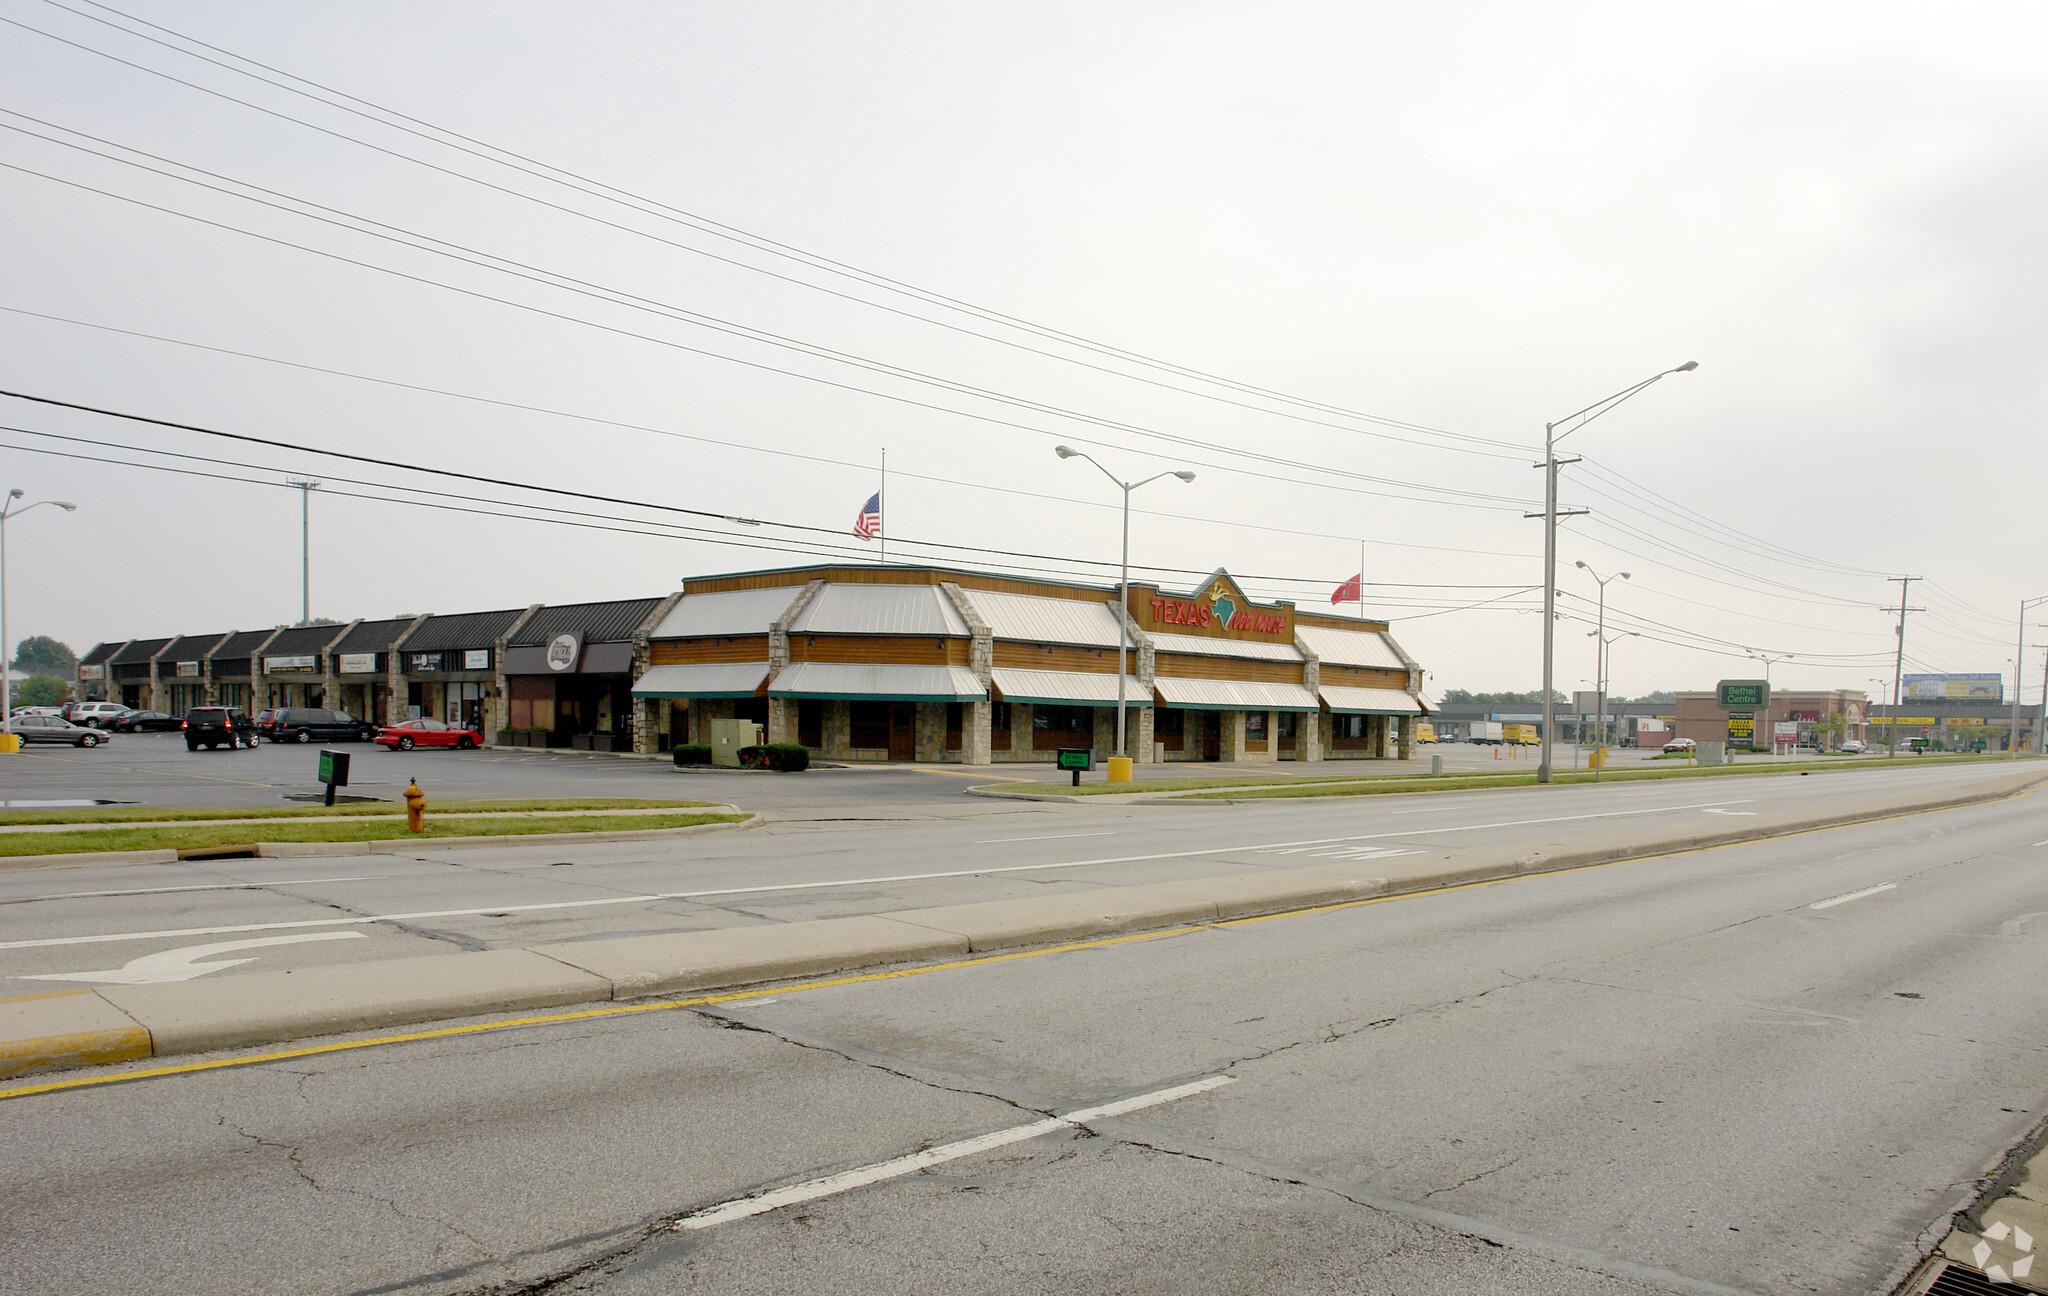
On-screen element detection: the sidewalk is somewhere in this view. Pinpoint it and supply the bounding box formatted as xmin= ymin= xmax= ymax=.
xmin=6 ymin=767 xmax=2044 ymax=1088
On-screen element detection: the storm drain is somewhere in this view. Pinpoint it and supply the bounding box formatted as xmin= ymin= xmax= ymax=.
xmin=1911 ymin=1261 xmax=2019 ymax=1294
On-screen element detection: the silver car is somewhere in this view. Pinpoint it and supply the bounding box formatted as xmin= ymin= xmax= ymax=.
xmin=11 ymin=715 xmax=110 ymax=747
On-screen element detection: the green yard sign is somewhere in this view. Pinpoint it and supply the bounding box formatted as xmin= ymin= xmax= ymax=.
xmin=1056 ymin=748 xmax=1095 ymax=771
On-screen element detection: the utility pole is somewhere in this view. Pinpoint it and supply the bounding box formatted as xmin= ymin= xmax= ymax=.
xmin=2013 ymin=597 xmax=2048 ymax=757
xmin=288 ymin=480 xmax=319 ymax=626
xmin=1886 ymin=576 xmax=1923 ymax=758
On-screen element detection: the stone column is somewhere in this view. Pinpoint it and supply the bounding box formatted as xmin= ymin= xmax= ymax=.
xmin=1092 ymin=706 xmax=1115 ymax=761
xmin=823 ymin=699 xmax=852 ymax=759
xmin=1221 ymin=710 xmax=1247 ymax=762
xmin=1302 ymin=710 xmax=1324 ymax=762
xmin=1397 ymin=714 xmax=1414 ymax=761
xmin=1011 ymin=703 xmax=1035 ymax=760
xmin=915 ymin=701 xmax=945 ymax=762
xmin=767 ymin=697 xmax=796 ymax=745
xmin=1133 ymin=705 xmax=1155 ymax=764
xmin=963 ymin=700 xmax=992 ymax=765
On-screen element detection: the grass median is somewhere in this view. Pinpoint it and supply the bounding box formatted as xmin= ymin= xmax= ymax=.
xmin=985 ymin=754 xmax=2016 ymax=799
xmin=0 ymin=797 xmax=717 ymax=827
xmin=0 ymin=811 xmax=749 ymax=857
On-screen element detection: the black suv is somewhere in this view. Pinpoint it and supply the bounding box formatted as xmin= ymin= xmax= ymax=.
xmin=183 ymin=707 xmax=256 ymax=751
xmin=263 ymin=707 xmax=376 ymax=743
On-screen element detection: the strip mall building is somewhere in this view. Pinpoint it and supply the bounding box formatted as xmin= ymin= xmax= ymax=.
xmin=631 ymin=564 xmax=1428 ymax=764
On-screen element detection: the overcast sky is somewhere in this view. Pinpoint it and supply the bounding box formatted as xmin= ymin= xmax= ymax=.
xmin=4 ymin=1 xmax=2044 ymax=702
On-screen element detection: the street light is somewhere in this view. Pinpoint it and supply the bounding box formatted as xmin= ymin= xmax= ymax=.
xmin=2013 ymin=596 xmax=2048 ymax=757
xmin=1586 ymin=627 xmax=1639 ymax=776
xmin=1537 ymin=362 xmax=1697 ymax=784
xmin=1054 ymin=446 xmax=1195 ymax=761
xmin=1747 ymin=649 xmax=1794 ymax=751
xmin=1 ymin=489 xmax=78 ymax=746
xmin=1574 ymin=561 xmax=1629 ymax=775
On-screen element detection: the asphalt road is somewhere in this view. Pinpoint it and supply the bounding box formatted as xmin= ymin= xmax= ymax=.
xmin=0 ymin=761 xmax=2018 ymax=986
xmin=6 ymin=773 xmax=2048 ymax=1294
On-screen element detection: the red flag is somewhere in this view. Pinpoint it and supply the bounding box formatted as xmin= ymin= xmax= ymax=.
xmin=1332 ymin=573 xmax=1362 ymax=604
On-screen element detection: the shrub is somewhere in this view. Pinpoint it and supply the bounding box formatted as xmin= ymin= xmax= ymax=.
xmin=672 ymin=744 xmax=712 ymax=766
xmin=738 ymin=743 xmax=810 ymax=772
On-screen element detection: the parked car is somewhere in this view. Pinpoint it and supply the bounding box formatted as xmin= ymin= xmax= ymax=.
xmin=1839 ymin=739 xmax=1867 ymax=753
xmin=12 ymin=715 xmax=110 ymax=746
xmin=10 ymin=705 xmax=63 ymax=719
xmin=112 ymin=709 xmax=184 ymax=733
xmin=263 ymin=708 xmax=377 ymax=743
xmin=374 ymin=718 xmax=482 ymax=751
xmin=65 ymin=701 xmax=131 ymax=728
xmin=1662 ymin=737 xmax=1697 ymax=753
xmin=182 ymin=706 xmax=257 ymax=751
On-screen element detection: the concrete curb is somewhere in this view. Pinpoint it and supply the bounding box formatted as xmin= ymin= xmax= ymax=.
xmin=0 ymin=811 xmax=758 ymax=871
xmin=5 ymin=770 xmax=2043 ymax=1084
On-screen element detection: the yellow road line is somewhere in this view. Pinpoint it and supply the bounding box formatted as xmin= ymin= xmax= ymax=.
xmin=5 ymin=777 xmax=2040 ymax=1102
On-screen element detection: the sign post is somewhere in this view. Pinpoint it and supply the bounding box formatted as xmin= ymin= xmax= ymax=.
xmin=316 ymin=748 xmax=350 ymax=807
xmin=1056 ymin=748 xmax=1095 ymax=788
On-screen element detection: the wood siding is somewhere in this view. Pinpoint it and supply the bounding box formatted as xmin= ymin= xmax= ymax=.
xmin=991 ymin=642 xmax=1123 ymax=672
xmin=1152 ymin=653 xmax=1305 ymax=685
xmin=650 ymin=636 xmax=772 ymax=665
xmin=1318 ymin=663 xmax=1411 ymax=689
xmin=786 ymin=635 xmax=971 ymax=666
xmin=1295 ymin=611 xmax=1392 ymax=633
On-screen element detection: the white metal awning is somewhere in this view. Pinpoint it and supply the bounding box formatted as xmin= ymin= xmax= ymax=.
xmin=769 ymin=663 xmax=986 ymax=702
xmin=1148 ymin=632 xmax=1303 ymax=662
xmin=1153 ymin=678 xmax=1319 ymax=712
xmin=631 ymin=662 xmax=770 ymax=698
xmin=1319 ymin=685 xmax=1423 ymax=715
xmin=990 ymin=668 xmax=1146 ymax=706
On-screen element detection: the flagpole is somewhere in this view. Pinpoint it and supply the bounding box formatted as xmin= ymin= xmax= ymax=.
xmin=879 ymin=447 xmax=887 ymax=566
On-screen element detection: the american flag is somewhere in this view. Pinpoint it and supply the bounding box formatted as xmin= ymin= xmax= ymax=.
xmin=853 ymin=492 xmax=881 ymax=540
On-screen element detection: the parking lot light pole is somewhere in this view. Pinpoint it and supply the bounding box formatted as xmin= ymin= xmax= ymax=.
xmin=1 ymin=489 xmax=78 ymax=743
xmin=1574 ymin=561 xmax=1629 ymax=774
xmin=1746 ymin=649 xmax=1794 ymax=749
xmin=1536 ymin=362 xmax=1697 ymax=784
xmin=1054 ymin=446 xmax=1194 ymax=760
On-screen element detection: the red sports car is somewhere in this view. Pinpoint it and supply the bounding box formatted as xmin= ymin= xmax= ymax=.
xmin=374 ymin=718 xmax=482 ymax=751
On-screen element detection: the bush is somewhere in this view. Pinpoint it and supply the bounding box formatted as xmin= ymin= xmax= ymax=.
xmin=738 ymin=743 xmax=810 ymax=772
xmin=672 ymin=744 xmax=712 ymax=766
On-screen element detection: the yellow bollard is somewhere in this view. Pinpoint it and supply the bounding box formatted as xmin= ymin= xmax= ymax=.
xmin=1106 ymin=755 xmax=1133 ymax=783
xmin=0 ymin=732 xmax=19 ymax=754
xmin=404 ymin=778 xmax=426 ymax=833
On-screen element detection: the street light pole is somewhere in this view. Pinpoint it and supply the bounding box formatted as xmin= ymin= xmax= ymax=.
xmin=2013 ymin=596 xmax=2048 ymax=757
xmin=1535 ymin=362 xmax=1697 ymax=784
xmin=288 ymin=479 xmax=319 ymax=626
xmin=1747 ymin=649 xmax=1794 ymax=751
xmin=1 ymin=489 xmax=79 ymax=744
xmin=1587 ymin=628 xmax=1638 ymax=776
xmin=1574 ymin=561 xmax=1629 ymax=777
xmin=1054 ymin=447 xmax=1194 ymax=760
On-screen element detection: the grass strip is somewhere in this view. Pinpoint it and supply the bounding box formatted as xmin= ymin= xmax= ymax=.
xmin=0 ymin=813 xmax=747 ymax=856
xmin=1174 ymin=755 xmax=2019 ymax=800
xmin=0 ymin=798 xmax=716 ymax=827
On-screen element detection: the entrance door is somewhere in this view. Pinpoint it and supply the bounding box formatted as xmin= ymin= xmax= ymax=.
xmin=888 ymin=703 xmax=917 ymax=760
xmin=1201 ymin=712 xmax=1222 ymax=761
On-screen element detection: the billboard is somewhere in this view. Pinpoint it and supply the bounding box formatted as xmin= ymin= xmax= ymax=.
xmin=1717 ymin=679 xmax=1769 ymax=709
xmin=1903 ymin=673 xmax=2002 ymax=702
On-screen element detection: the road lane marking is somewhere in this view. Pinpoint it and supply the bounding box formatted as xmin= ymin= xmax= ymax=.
xmin=0 ymin=797 xmax=1767 ymax=953
xmin=1809 ymin=883 xmax=1898 ymax=910
xmin=1701 ymin=809 xmax=1758 ymax=816
xmin=972 ymin=832 xmax=1119 ymax=844
xmin=1 ymin=876 xmax=393 ymax=904
xmin=15 ymin=932 xmax=369 ymax=983
xmin=672 ymin=1075 xmax=1235 ymax=1230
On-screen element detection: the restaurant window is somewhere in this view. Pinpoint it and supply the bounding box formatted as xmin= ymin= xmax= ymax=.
xmin=850 ymin=701 xmax=889 ymax=749
xmin=1032 ymin=703 xmax=1092 ymax=750
xmin=1154 ymin=707 xmax=1185 ymax=751
xmin=990 ymin=701 xmax=1011 ymax=739
xmin=1278 ymin=712 xmax=1298 ymax=739
xmin=945 ymin=702 xmax=963 ymax=751
xmin=798 ymin=699 xmax=823 ymax=748
xmin=1246 ymin=711 xmax=1267 ymax=740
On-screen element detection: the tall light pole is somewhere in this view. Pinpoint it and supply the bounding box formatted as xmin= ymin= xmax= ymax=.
xmin=1574 ymin=561 xmax=1629 ymax=773
xmin=1 ymin=489 xmax=78 ymax=744
xmin=2013 ymin=596 xmax=2048 ymax=757
xmin=1535 ymin=362 xmax=1697 ymax=784
xmin=1587 ymin=627 xmax=1638 ymax=776
xmin=288 ymin=479 xmax=319 ymax=626
xmin=1054 ymin=447 xmax=1194 ymax=761
xmin=1747 ymin=649 xmax=1794 ymax=751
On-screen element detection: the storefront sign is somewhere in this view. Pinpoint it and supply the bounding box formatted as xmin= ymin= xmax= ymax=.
xmin=264 ymin=655 xmax=317 ymax=672
xmin=175 ymin=660 xmax=199 ymax=677
xmin=77 ymin=664 xmax=103 ymax=680
xmin=1773 ymin=722 xmax=1799 ymax=744
xmin=1727 ymin=714 xmax=1755 ymax=742
xmin=337 ymin=653 xmax=378 ymax=675
xmin=408 ymin=652 xmax=443 ymax=673
xmin=464 ymin=649 xmax=491 ymax=670
xmin=546 ymin=632 xmax=581 ymax=671
xmin=1717 ymin=680 xmax=1768 ymax=709
xmin=1147 ymin=596 xmax=1285 ymax=635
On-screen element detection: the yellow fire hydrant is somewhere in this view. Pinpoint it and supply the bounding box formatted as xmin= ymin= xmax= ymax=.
xmin=404 ymin=778 xmax=426 ymax=833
